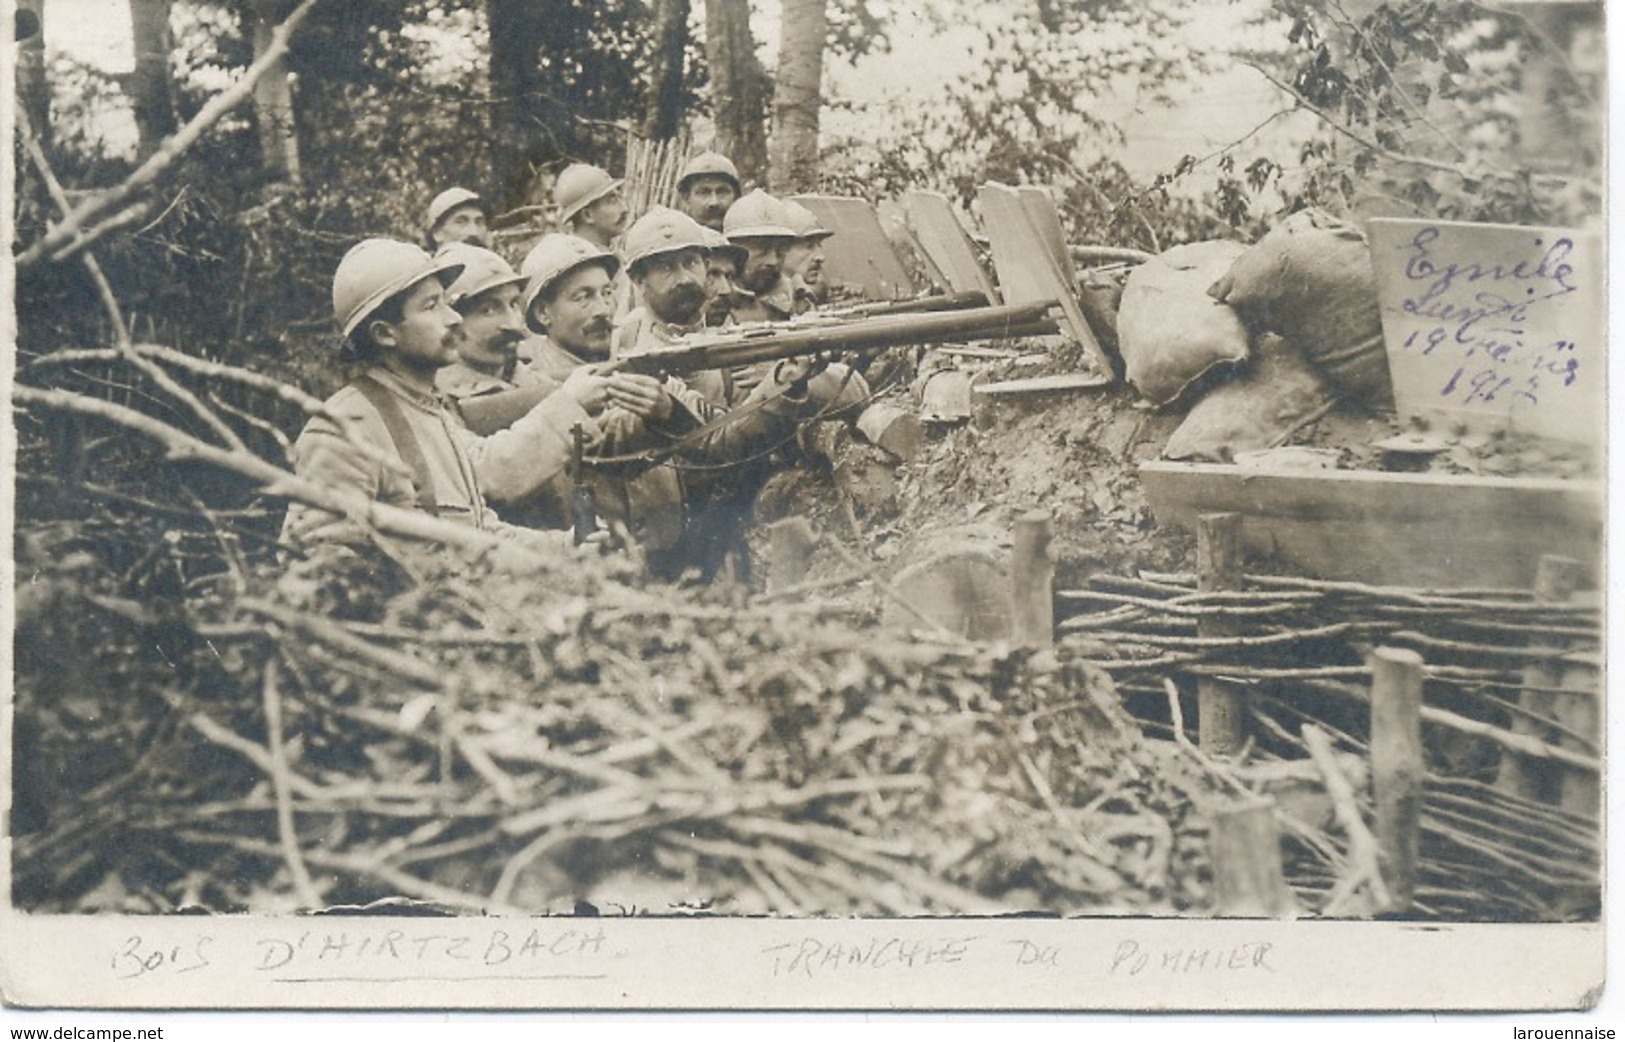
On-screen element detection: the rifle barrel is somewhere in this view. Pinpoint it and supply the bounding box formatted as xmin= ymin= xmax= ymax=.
xmin=614 ymin=300 xmax=1058 ymax=376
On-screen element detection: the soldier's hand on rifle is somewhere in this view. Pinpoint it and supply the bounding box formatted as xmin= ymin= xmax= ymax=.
xmin=559 ymin=366 xmax=613 ymax=413
xmin=603 ymin=372 xmax=673 ymax=422
xmin=771 ymin=352 xmax=834 ymax=394
xmin=729 ymin=362 xmax=765 ymax=400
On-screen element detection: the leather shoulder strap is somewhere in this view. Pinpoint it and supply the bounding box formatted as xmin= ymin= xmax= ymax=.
xmin=351 ymin=374 xmax=439 ymax=515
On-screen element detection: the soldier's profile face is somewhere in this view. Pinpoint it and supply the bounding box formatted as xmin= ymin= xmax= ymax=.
xmin=433 ymin=205 xmax=489 ymax=248
xmin=455 ymin=282 xmax=525 ymax=372
xmin=376 ymin=275 xmax=461 ymax=373
xmin=582 ymin=193 xmax=629 ymax=236
xmin=785 ymin=238 xmax=825 ymax=284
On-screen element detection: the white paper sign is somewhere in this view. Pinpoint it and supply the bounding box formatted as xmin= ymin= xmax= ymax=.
xmin=1367 ymin=218 xmax=1603 ymax=446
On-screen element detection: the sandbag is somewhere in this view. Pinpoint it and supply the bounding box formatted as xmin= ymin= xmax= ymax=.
xmin=1163 ymin=335 xmax=1336 ymax=463
xmin=1117 ymin=241 xmax=1252 ymax=407
xmin=1209 ymin=209 xmax=1392 ymax=406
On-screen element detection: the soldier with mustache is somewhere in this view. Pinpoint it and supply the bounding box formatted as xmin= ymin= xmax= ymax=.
xmin=519 ymin=231 xmax=864 ymax=581
xmin=613 ymin=208 xmax=734 ymax=408
xmin=428 ymin=240 xmax=691 ymax=546
xmin=723 ymin=189 xmax=799 ymax=325
xmin=281 ymin=239 xmax=604 ymax=552
xmin=782 ymin=199 xmax=834 ymax=312
xmin=676 ymin=150 xmax=742 ymax=233
xmin=552 ymin=163 xmax=633 ymax=321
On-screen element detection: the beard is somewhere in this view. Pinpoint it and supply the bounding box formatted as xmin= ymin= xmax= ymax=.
xmin=652 ymin=282 xmax=708 ymax=326
xmin=742 ymin=263 xmax=781 ymax=294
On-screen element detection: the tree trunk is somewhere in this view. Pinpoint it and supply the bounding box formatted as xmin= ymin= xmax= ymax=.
xmin=250 ymin=0 xmax=300 ymax=183
xmin=488 ymin=0 xmax=575 ymax=207
xmin=642 ymin=0 xmax=690 ymax=140
xmin=703 ymin=0 xmax=768 ymax=188
xmin=127 ymin=0 xmax=178 ymax=159
xmin=17 ymin=0 xmax=48 ymax=146
xmin=768 ymin=0 xmax=826 ymax=194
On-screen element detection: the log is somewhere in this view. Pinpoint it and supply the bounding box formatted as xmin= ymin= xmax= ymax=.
xmin=767 ymin=516 xmax=818 ymax=593
xmin=1370 ymin=646 xmax=1424 ymax=914
xmin=1010 ymin=511 xmax=1055 ymax=649
xmin=1196 ymin=512 xmax=1245 ymax=755
xmin=854 ymin=401 xmax=923 ymax=462
xmin=1208 ymin=797 xmax=1296 ymax=917
xmin=880 ymin=528 xmax=1012 ymax=640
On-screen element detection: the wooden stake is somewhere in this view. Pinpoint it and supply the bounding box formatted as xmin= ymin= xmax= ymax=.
xmin=1197 ymin=512 xmax=1245 ymax=754
xmin=1552 ymin=656 xmax=1601 ymax=818
xmin=1370 ymin=645 xmax=1423 ymax=914
xmin=767 ymin=517 xmax=818 ymax=593
xmin=1498 ymin=554 xmax=1585 ymax=803
xmin=1011 ymin=511 xmax=1055 ymax=649
xmin=1209 ymin=796 xmax=1295 ymax=917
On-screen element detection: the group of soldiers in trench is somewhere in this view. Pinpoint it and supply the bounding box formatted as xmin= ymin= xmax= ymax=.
xmin=284 ymin=152 xmax=873 ymax=581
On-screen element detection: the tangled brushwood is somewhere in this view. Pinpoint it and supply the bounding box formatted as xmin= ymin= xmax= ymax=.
xmin=15 ymin=521 xmax=1244 ymax=917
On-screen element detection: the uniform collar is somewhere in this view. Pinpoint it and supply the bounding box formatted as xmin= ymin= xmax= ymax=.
xmin=366 ymin=366 xmax=450 ymax=411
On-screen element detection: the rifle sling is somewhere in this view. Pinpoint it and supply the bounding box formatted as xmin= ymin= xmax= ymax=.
xmin=352 ymin=374 xmax=440 ymax=516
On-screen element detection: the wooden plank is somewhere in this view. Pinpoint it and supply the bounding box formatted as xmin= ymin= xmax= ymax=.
xmin=1139 ymin=461 xmax=1601 ymax=589
xmin=902 ymin=190 xmax=1000 ymax=301
xmin=976 ymin=183 xmax=1111 ymax=374
xmin=1370 ymin=646 xmax=1423 ymax=914
xmin=972 ymin=372 xmax=1113 ymax=397
xmin=1016 ymin=185 xmax=1078 ymax=286
xmin=1367 ymin=219 xmax=1604 ymax=448
xmin=788 ymin=194 xmax=916 ymax=301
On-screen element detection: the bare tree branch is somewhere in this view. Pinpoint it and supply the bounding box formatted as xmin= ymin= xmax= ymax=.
xmin=24 ymin=342 xmax=405 ymax=478
xmin=16 ymin=0 xmax=323 ymax=269
xmin=13 ymin=385 xmax=567 ymax=566
xmin=1241 ymin=58 xmax=1573 ymax=189
xmin=20 ymin=112 xmax=250 ymax=452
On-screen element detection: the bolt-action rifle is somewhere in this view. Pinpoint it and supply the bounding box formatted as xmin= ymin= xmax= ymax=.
xmin=609 ymin=299 xmax=1061 ymax=379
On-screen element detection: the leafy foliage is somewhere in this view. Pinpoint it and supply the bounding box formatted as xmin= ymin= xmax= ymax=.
xmin=1218 ymin=0 xmax=1603 ymax=225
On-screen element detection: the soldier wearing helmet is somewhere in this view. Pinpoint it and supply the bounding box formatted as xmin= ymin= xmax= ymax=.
xmin=425 ymin=187 xmax=490 ymax=250
xmin=676 ymin=151 xmax=742 ymax=232
xmin=281 ymin=238 xmax=607 ymax=552
xmin=723 ymin=189 xmax=798 ymax=325
xmin=701 ymin=227 xmax=747 ymax=328
xmin=521 ymin=233 xmax=629 ymax=370
xmin=432 ymin=242 xmax=614 ymax=437
xmin=613 ymin=208 xmax=735 ymax=408
xmin=615 ymin=209 xmax=710 ymax=347
xmin=552 ymin=163 xmax=628 ymax=252
xmin=520 ymin=229 xmax=866 ymax=581
xmin=550 ymin=163 xmax=633 ymax=321
xmin=782 ymin=199 xmax=834 ymax=312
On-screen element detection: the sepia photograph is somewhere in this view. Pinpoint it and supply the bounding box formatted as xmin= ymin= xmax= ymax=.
xmin=1 ymin=0 xmax=1610 ymax=1016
